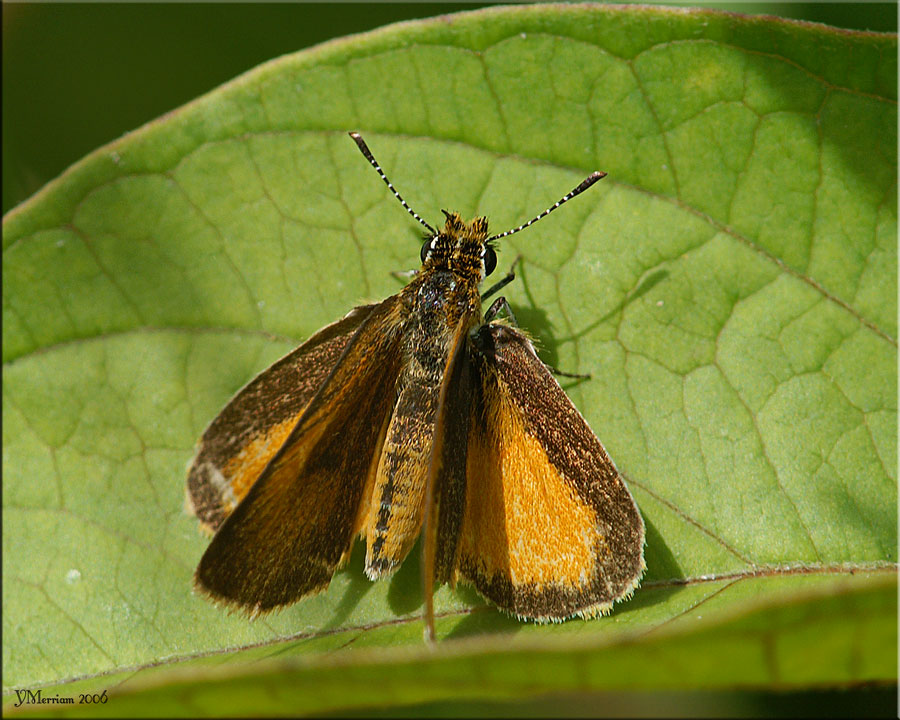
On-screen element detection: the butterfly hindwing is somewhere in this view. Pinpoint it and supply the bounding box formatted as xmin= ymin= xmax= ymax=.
xmin=456 ymin=323 xmax=645 ymax=621
xmin=187 ymin=304 xmax=377 ymax=533
xmin=193 ymin=298 xmax=405 ymax=612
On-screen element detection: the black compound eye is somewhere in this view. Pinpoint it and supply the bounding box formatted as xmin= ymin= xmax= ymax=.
xmin=482 ymin=244 xmax=497 ymax=276
xmin=420 ymin=238 xmax=433 ymax=263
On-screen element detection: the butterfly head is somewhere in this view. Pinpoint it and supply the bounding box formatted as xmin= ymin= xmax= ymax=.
xmin=419 ymin=211 xmax=497 ymax=283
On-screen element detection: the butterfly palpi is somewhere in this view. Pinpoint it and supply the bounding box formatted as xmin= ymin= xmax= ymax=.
xmin=187 ymin=132 xmax=646 ymax=641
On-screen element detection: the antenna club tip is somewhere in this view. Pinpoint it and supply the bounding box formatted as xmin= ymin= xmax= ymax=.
xmin=349 ymin=131 xmax=361 ymax=139
xmin=591 ymin=171 xmax=608 ymax=180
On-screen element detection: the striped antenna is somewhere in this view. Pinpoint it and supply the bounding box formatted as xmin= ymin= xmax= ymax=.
xmin=486 ymin=171 xmax=607 ymax=243
xmin=349 ymin=132 xmax=437 ymax=236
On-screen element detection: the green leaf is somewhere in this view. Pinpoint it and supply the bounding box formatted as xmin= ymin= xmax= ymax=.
xmin=3 ymin=4 xmax=896 ymax=715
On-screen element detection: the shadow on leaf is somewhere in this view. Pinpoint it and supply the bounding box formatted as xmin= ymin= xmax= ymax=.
xmin=568 ymin=268 xmax=670 ymax=344
xmin=323 ymin=543 xmax=378 ymax=629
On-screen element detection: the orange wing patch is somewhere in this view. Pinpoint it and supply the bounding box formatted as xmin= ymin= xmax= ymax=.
xmin=459 ymin=384 xmax=603 ymax=594
xmin=213 ymin=416 xmax=299 ymax=516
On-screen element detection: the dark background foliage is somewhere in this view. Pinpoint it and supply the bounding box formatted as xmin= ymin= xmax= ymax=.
xmin=3 ymin=2 xmax=897 ymax=215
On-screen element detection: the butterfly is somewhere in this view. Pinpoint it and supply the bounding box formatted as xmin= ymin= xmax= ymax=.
xmin=187 ymin=132 xmax=645 ymax=640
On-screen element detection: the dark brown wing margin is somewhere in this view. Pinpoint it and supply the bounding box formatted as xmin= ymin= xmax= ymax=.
xmin=194 ymin=298 xmax=404 ymax=612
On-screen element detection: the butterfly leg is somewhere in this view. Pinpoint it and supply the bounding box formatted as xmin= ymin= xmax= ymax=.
xmin=484 ymin=296 xmax=590 ymax=380
xmin=545 ymin=365 xmax=591 ymax=380
xmin=484 ymin=295 xmax=518 ymax=326
xmin=391 ymin=269 xmax=418 ymax=283
xmin=481 ymin=255 xmax=522 ymax=301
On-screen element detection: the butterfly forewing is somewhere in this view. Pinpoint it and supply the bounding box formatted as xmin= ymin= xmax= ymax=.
xmin=187 ymin=304 xmax=377 ymax=533
xmin=456 ymin=323 xmax=645 ymax=621
xmin=193 ymin=298 xmax=405 ymax=612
